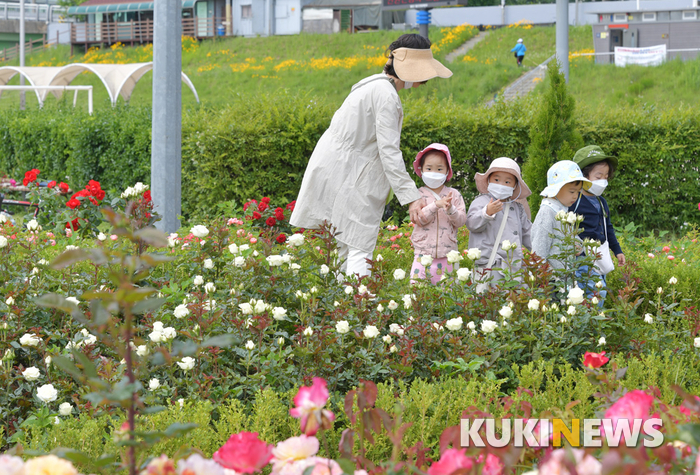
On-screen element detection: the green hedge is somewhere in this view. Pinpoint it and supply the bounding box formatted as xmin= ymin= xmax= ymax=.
xmin=1 ymin=98 xmax=698 ymax=231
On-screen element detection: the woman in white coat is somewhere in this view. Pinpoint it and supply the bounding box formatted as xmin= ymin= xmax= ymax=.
xmin=290 ymin=34 xmax=453 ymax=277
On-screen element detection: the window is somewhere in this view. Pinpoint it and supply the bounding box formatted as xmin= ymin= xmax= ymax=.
xmin=241 ymin=5 xmax=252 ymax=19
xmin=682 ymin=10 xmax=697 ymax=20
xmin=613 ymin=13 xmax=627 ymax=22
xmin=642 ymin=12 xmax=656 ymax=21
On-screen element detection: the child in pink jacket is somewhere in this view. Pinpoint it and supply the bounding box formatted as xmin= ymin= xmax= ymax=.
xmin=409 ymin=143 xmax=468 ymax=284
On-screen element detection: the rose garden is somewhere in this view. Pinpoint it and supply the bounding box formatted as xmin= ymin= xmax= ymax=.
xmin=2 ymin=21 xmax=700 ymax=475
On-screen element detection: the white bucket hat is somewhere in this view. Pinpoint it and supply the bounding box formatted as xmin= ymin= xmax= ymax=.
xmin=517 ymin=38 xmax=523 ymax=43
xmin=474 ymin=157 xmax=531 ymax=200
xmin=540 ymin=160 xmax=592 ymax=198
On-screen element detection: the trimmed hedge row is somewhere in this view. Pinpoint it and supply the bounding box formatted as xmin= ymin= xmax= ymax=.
xmin=1 ymin=97 xmax=698 ymax=230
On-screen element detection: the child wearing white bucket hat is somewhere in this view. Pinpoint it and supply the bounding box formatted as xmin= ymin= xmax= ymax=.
xmin=466 ymin=157 xmax=533 ymax=290
xmin=531 ymin=160 xmax=592 ymax=270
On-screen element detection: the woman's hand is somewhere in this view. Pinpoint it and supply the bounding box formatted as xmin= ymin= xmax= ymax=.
xmin=617 ymin=253 xmax=626 ymax=266
xmin=408 ymin=198 xmax=426 ymax=224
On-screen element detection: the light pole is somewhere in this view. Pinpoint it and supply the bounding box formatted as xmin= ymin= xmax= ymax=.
xmin=151 ymin=0 xmax=182 ymax=233
xmin=19 ymin=0 xmax=25 ymax=110
xmin=555 ymin=0 xmax=569 ymax=82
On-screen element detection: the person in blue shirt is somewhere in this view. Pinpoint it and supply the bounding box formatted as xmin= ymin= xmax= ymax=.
xmin=569 ymin=145 xmax=625 ymax=307
xmin=511 ymin=38 xmax=526 ymax=67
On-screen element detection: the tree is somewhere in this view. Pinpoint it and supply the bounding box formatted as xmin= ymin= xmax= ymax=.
xmin=522 ymin=59 xmax=583 ymax=217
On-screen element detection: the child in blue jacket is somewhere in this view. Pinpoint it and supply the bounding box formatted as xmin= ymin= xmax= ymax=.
xmin=511 ymin=39 xmax=526 ymax=66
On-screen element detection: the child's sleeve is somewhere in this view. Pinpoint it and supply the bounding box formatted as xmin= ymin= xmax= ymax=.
xmin=445 ymin=190 xmax=468 ymax=228
xmin=531 ymin=209 xmax=553 ymax=260
xmin=519 ymin=203 xmax=533 ymax=251
xmin=603 ymin=199 xmax=623 ymax=256
xmin=466 ymin=196 xmax=495 ymax=233
xmin=417 ymin=200 xmax=438 ymax=226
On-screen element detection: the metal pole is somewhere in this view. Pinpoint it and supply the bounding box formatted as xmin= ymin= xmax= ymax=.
xmin=151 ymin=0 xmax=182 ymax=233
xmin=555 ymin=0 xmax=569 ymax=82
xmin=416 ymin=8 xmax=431 ymax=40
xmin=19 ymin=0 xmax=25 ymax=110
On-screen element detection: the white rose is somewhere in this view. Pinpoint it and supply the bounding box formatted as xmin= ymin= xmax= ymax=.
xmin=320 ymin=264 xmax=330 ymax=275
xmin=501 ymin=240 xmax=512 ymax=251
xmin=266 ymin=255 xmax=284 ymax=266
xmin=0 ymin=235 xmax=7 ymax=248
xmin=456 ymin=268 xmax=472 ymax=282
xmin=278 ymin=337 xmax=285 ymax=346
xmin=560 ymin=316 xmax=567 ymax=323
xmin=133 ymin=182 xmax=148 ymax=194
xmin=167 ymin=236 xmax=177 ymax=247
xmin=309 ymin=286 xmax=318 ymax=294
xmin=31 ymin=267 xmax=39 ymax=275
xmin=190 ymin=225 xmax=209 ymax=238
xmin=26 ymin=219 xmax=39 ymax=231
xmin=377 ymin=304 xmax=384 ymax=313
xmin=358 ymin=285 xmax=368 ymax=295
xmin=36 ymin=384 xmax=58 ymax=403
xmin=669 ymin=276 xmax=678 ymax=285
xmin=388 ymin=300 xmax=398 ymax=310
xmin=272 ymin=307 xmax=287 ymax=321
xmin=363 ymin=325 xmax=379 ymax=339
xmin=446 ymin=317 xmax=463 ymax=331
xmin=287 ymin=233 xmax=305 ymax=247
xmin=498 ymin=306 xmax=512 ymax=319
xmin=403 ymin=294 xmax=414 ymax=309
xmin=193 ymin=275 xmax=204 ymax=286
xmin=239 ymin=244 xmax=250 ymax=252
xmin=239 ymin=303 xmax=253 ymax=314
xmin=204 ymin=282 xmax=216 ymax=294
xmin=382 ymin=335 xmax=392 ymax=344
xmin=393 ymin=269 xmax=406 ymax=281
xmin=481 ymin=320 xmax=498 ymax=334
xmin=149 ymin=330 xmax=164 ymax=343
xmin=178 ymin=398 xmax=185 ymax=408
xmin=153 ymin=322 xmax=164 ymax=331
xmin=598 ymin=337 xmax=606 ymax=346
xmin=566 ymin=212 xmax=577 ymax=225
xmin=162 ymin=327 xmax=177 ymax=340
xmin=446 ymin=250 xmax=462 ymax=264
xmin=375 ymin=253 xmax=384 ymax=261
xmin=282 ymin=254 xmax=292 ymax=264
xmin=234 ymin=256 xmax=246 ymax=267
xmin=65 ymin=297 xmax=80 ymax=306
xmin=336 ymin=321 xmax=350 ymax=334
xmin=303 ymin=327 xmax=313 ymax=337
xmin=389 ymin=345 xmax=397 ymax=353
xmin=253 ymin=300 xmax=267 ymax=313
xmin=23 ymin=366 xmax=41 ymax=381
xmin=334 ymin=301 xmax=340 ymax=307
xmin=694 ymin=337 xmax=700 ymax=348
xmin=84 ymin=335 xmax=97 ymax=345
xmin=245 ymin=340 xmax=255 ymax=350
xmin=466 ymin=321 xmax=476 ymax=330
xmin=527 ymin=299 xmax=540 ymax=311
xmin=5 ymin=296 xmax=15 ymax=305
xmin=567 ymin=287 xmax=585 ymax=305
xmin=20 ymin=333 xmax=41 ymax=347
xmin=176 ymin=357 xmax=196 ymax=371
xmin=0 ymin=214 xmax=6 ymax=223
xmin=551 ymin=303 xmax=559 ymax=311
xmin=420 ymin=255 xmax=433 ymax=267
xmin=59 ymin=402 xmax=73 ymax=416
xmin=203 ymin=259 xmax=214 ymax=269
xmin=136 ymin=345 xmax=149 ymax=357
xmin=644 ymin=314 xmax=654 ymax=324
xmin=289 ymin=263 xmax=301 ymax=273
xmin=97 ymin=232 xmax=107 ymax=241
xmin=149 ymin=378 xmax=160 ymax=390
xmin=174 ymin=304 xmax=189 ymax=319
xmin=228 ymin=243 xmax=239 ymax=254
xmin=657 ymin=287 xmax=663 ymax=294
xmin=467 ymin=248 xmax=481 ymax=260
xmin=45 ymin=356 xmax=52 ymax=366
xmin=433 ymin=323 xmax=444 ymax=331
xmin=567 ymin=306 xmax=576 ymax=316
xmin=345 ymin=286 xmax=354 ymax=295
xmin=591 ymin=297 xmax=599 ymax=305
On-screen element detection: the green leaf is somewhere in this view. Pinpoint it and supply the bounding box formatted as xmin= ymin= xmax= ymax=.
xmin=337 ymin=458 xmax=356 ymax=475
xmin=143 ymin=405 xmax=167 ymax=414
xmin=201 ymin=334 xmax=238 ymax=349
xmin=163 ymin=422 xmax=199 ymax=438
xmin=133 ymin=227 xmax=169 ymax=248
xmin=50 ymin=249 xmax=91 ymax=269
xmin=51 ymin=355 xmax=86 ymax=384
xmin=132 ymin=298 xmax=166 ymax=315
xmin=671 ymin=424 xmax=700 ymax=445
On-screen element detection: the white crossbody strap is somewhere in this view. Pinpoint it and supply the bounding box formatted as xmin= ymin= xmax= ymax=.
xmin=487 ymin=204 xmax=510 ymax=269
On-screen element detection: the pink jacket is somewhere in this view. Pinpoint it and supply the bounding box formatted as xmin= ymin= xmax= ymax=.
xmin=411 ymin=186 xmax=467 ymax=258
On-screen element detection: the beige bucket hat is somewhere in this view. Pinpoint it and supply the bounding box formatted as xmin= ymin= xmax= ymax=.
xmin=474 ymin=157 xmax=532 ymax=200
xmin=391 ymin=47 xmax=453 ymax=82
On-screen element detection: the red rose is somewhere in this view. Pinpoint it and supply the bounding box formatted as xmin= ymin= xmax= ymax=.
xmin=65 ymin=218 xmax=80 ymax=230
xmin=274 ymin=207 xmax=285 ymax=221
xmin=66 ymin=198 xmax=81 ymax=209
xmin=286 ymin=200 xmax=296 ymax=211
xmin=265 ymin=217 xmax=276 ymax=227
xmin=47 ymin=181 xmax=57 ymax=188
xmin=583 ymin=351 xmax=609 ymax=368
xmin=93 ymin=189 xmax=106 ymax=200
xmin=59 ymin=182 xmax=69 ymax=193
xmin=276 ymin=233 xmax=286 ymax=244
xmin=252 ymin=211 xmax=262 ymax=220
xmin=143 ymin=190 xmax=152 ymax=202
xmin=23 ymin=169 xmax=39 ymax=186
xmin=88 ymin=197 xmax=98 ymax=206
xmin=72 ymin=189 xmax=90 ymax=199
xmin=213 ymin=432 xmax=273 ymax=473
xmin=261 ymin=197 xmax=271 ymax=204
xmin=258 ymin=202 xmax=269 ymax=213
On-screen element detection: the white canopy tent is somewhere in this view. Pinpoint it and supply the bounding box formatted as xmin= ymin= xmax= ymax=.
xmin=0 ymin=62 xmax=199 ymax=107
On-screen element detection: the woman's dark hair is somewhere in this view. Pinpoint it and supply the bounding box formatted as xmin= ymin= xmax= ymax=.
xmin=384 ymin=34 xmax=431 ymax=77
xmin=581 ymin=159 xmax=615 ymax=180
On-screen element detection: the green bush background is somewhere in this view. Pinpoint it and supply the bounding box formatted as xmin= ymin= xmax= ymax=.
xmin=1 ymin=98 xmax=698 ymax=231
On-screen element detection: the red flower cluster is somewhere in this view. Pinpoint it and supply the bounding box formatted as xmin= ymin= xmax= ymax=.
xmin=243 ymin=197 xmax=295 ymax=245
xmin=66 ymin=180 xmax=105 ymax=210
xmin=59 ymin=182 xmax=69 ymax=193
xmin=47 ymin=181 xmax=56 ymax=189
xmin=583 ymin=351 xmax=609 ymax=368
xmin=23 ymin=169 xmax=40 ymax=186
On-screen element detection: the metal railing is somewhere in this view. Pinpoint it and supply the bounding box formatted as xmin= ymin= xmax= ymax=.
xmin=0 ymin=2 xmax=66 ymax=22
xmin=0 ymin=85 xmax=93 ymax=114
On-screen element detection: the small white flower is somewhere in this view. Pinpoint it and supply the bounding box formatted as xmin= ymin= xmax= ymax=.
xmin=5 ymin=296 xmax=15 ymax=306
xmin=598 ymin=336 xmax=606 ymax=346
xmin=23 ymin=366 xmax=41 ymax=381
xmin=266 ymin=255 xmax=285 ymax=267
xmin=389 ymin=345 xmax=397 ymax=353
xmin=567 ymin=287 xmax=585 ymax=305
xmin=393 ymin=269 xmax=406 ymax=280
xmin=149 ymin=330 xmax=164 ymax=343
xmin=567 ymin=306 xmax=576 ymax=316
xmin=149 ymin=378 xmax=160 ymax=390
xmin=551 ymin=303 xmax=559 ymax=311
xmin=456 ymin=268 xmax=472 ymax=282
xmin=245 ymin=340 xmax=255 ymax=350
xmin=26 ymin=219 xmax=39 ymax=231
xmin=287 ymin=233 xmax=305 ymax=247
xmin=45 ymin=355 xmax=52 ymax=366
xmin=419 ymin=255 xmax=433 ymax=267
xmin=595 ymin=281 xmax=604 ymax=289
xmin=403 ymin=294 xmax=414 ymax=309
xmin=203 ymin=259 xmax=214 ymax=269
xmin=333 ymin=301 xmax=340 ymax=307
xmin=193 ymin=275 xmax=204 ymax=286
xmin=388 ymin=300 xmax=398 ymax=310
xmin=176 ymin=357 xmax=196 ymax=371
xmin=382 ymin=335 xmax=392 ymax=344
xmin=36 ymin=383 xmax=58 ymax=403
xmin=694 ymin=337 xmax=700 ymax=348
xmin=272 ymin=307 xmax=287 ymax=321
xmin=344 ymin=286 xmax=354 ymax=295
xmin=644 ymin=314 xmax=654 ymax=324
xmin=481 ymin=320 xmax=497 ymax=334
xmin=228 ymin=243 xmax=239 ymax=254
xmin=239 ymin=303 xmax=253 ymax=315
xmin=669 ymin=276 xmax=678 ymax=285
xmin=162 ymin=327 xmax=177 ymax=340
xmin=498 ymin=306 xmax=512 ymax=319
xmin=375 ymin=254 xmax=383 ymax=261
xmin=97 ymin=232 xmax=107 ymax=241
xmin=59 ymin=402 xmax=72 ymax=416
xmin=303 ymin=327 xmax=313 ymax=337
xmin=168 ymin=237 xmax=176 ymax=247
xmin=657 ymin=287 xmax=663 ymax=294
xmin=358 ymin=285 xmax=368 ymax=295
xmin=591 ymin=297 xmax=599 ymax=305
xmin=233 ymin=256 xmax=246 ymax=267
xmin=566 ymin=212 xmax=577 ymax=225
xmin=65 ymin=296 xmax=80 ymax=306
xmin=174 ymin=304 xmax=189 ymax=319
xmin=527 ymin=299 xmax=540 ymax=311
xmin=0 ymin=236 xmax=8 ymax=248
xmin=363 ymin=325 xmax=379 ymax=339
xmin=278 ymin=337 xmax=285 ymax=346
xmin=204 ymin=282 xmax=216 ymax=294
xmin=501 ymin=240 xmax=512 ymax=251
xmin=446 ymin=250 xmax=462 ymax=264
xmin=560 ymin=316 xmax=567 ymax=323
xmin=467 ymin=248 xmax=481 ymax=260
xmin=320 ymin=264 xmax=330 ymax=275
xmin=20 ymin=333 xmax=41 ymax=347
xmin=466 ymin=321 xmax=476 ymax=330
xmin=190 ymin=225 xmax=209 ymax=238
xmin=281 ymin=254 xmax=292 ymax=264
xmin=136 ymin=345 xmax=149 ymax=357
xmin=203 ymin=300 xmax=216 ymax=311
xmin=446 ymin=317 xmax=463 ymax=331
xmin=309 ymin=286 xmax=318 ymax=294
xmin=289 ymin=263 xmax=301 ymax=273
xmin=178 ymin=398 xmax=185 ymax=408
xmin=336 ymin=321 xmax=350 ymax=334
xmin=432 ymin=323 xmax=444 ymax=332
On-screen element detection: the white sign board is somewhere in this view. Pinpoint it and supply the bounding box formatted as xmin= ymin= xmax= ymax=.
xmin=614 ymin=44 xmax=667 ymax=67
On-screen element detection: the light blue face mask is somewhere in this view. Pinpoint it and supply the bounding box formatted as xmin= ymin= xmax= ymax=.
xmin=487 ymin=183 xmax=514 ymax=200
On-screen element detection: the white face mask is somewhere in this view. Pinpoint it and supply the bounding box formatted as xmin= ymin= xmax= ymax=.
xmin=588 ymin=179 xmax=608 ymax=196
xmin=487 ymin=183 xmax=514 ymax=201
xmin=422 ymin=172 xmax=446 ymax=189
xmin=403 ymin=81 xmax=414 ymax=89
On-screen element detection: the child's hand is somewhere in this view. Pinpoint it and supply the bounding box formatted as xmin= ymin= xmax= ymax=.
xmin=485 ymin=198 xmax=503 ymax=216
xmin=436 ymin=192 xmax=454 ymax=209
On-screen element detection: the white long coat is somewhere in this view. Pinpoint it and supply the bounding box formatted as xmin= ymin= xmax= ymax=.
xmin=290 ymin=74 xmax=421 ymax=253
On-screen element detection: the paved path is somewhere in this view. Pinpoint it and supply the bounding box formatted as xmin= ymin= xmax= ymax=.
xmin=486 ymin=54 xmax=555 ymax=106
xmin=445 ymin=30 xmax=491 ymax=63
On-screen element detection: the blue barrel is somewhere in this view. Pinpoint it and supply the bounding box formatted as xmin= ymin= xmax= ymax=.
xmin=217 ymin=24 xmax=226 ymax=36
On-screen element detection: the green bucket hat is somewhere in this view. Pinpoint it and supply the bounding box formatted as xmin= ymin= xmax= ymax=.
xmin=573 ymin=145 xmax=618 ymax=173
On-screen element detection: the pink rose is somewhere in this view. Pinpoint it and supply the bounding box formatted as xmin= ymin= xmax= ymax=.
xmin=668 ymin=255 xmax=675 ymax=260
xmin=213 ymin=432 xmax=273 ymax=473
xmin=539 ymin=448 xmax=602 ymax=475
xmin=275 ymin=457 xmax=341 ymax=475
xmin=604 ymin=390 xmax=655 ymax=443
xmin=110 ymin=234 xmax=118 ymax=241
xmin=289 ymin=378 xmax=335 ymax=436
xmin=250 ymin=237 xmax=258 ymax=244
xmin=428 ymin=448 xmax=474 ymax=475
xmin=477 ymin=453 xmax=503 ymax=475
